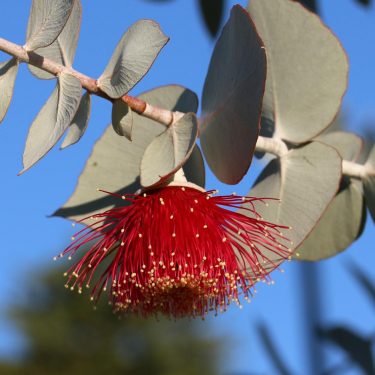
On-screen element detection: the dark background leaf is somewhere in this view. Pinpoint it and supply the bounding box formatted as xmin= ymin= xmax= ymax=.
xmin=0 ymin=265 xmax=220 ymax=374
xmin=257 ymin=323 xmax=294 ymax=375
xmin=317 ymin=326 xmax=375 ymax=375
xmin=356 ymin=0 xmax=371 ymax=6
xmin=347 ymin=263 xmax=375 ymax=309
xmin=198 ymin=0 xmax=225 ymax=38
xmin=297 ymin=0 xmax=319 ymax=12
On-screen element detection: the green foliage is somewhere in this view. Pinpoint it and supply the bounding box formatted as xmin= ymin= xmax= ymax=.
xmin=0 ymin=266 xmax=220 ymax=375
xmin=317 ymin=327 xmax=375 ymax=375
xmin=112 ymin=100 xmax=133 ymax=140
xmin=297 ymin=132 xmax=366 ymax=260
xmin=0 ymin=0 xmax=373 ymax=281
xmin=198 ymin=0 xmax=225 ymax=38
xmin=61 ymin=91 xmax=91 ymax=149
xmin=257 ymin=323 xmax=293 ymax=375
xmin=249 ymin=142 xmax=342 ymax=255
xmin=21 ymin=73 xmax=82 ymax=173
xmin=200 ymin=5 xmax=266 ymax=184
xmin=28 ymin=0 xmax=81 ymax=80
xmin=25 ymin=0 xmax=75 ymax=52
xmin=248 ymin=0 xmax=348 ymax=143
xmin=0 ymin=58 xmax=18 ymax=123
xmin=140 ymin=113 xmax=198 ymax=187
xmin=54 ymin=85 xmax=201 ymax=222
xmin=97 ymin=20 xmax=169 ymax=99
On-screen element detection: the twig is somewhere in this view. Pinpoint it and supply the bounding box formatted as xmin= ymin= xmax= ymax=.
xmin=0 ymin=36 xmax=370 ymax=180
xmin=0 ymin=37 xmax=175 ymax=126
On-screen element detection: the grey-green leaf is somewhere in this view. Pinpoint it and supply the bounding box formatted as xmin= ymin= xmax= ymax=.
xmin=0 ymin=58 xmax=19 ymax=124
xmin=61 ymin=91 xmax=91 ymax=149
xmin=248 ymin=0 xmax=348 ymax=143
xmin=248 ymin=142 xmax=342 ymax=263
xmin=316 ymin=131 xmax=363 ymax=161
xmin=29 ymin=0 xmax=82 ymax=80
xmin=364 ymin=145 xmax=375 ymax=221
xmin=53 ymin=85 xmax=198 ymax=222
xmin=98 ymin=20 xmax=169 ymax=99
xmin=140 ymin=113 xmax=198 ymax=188
xmin=25 ymin=0 xmax=75 ymax=52
xmin=200 ymin=5 xmax=266 ymax=184
xmin=112 ymin=100 xmax=133 ymax=140
xmin=183 ymin=145 xmax=205 ymax=189
xmin=295 ymin=131 xmax=365 ymax=260
xmin=297 ymin=180 xmax=365 ymax=261
xmin=21 ymin=72 xmax=82 ymax=172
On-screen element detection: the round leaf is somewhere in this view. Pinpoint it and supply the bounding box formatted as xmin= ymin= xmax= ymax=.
xmin=297 ymin=180 xmax=366 ymax=260
xmin=53 ymin=85 xmax=198 ymax=222
xmin=29 ymin=0 xmax=82 ymax=80
xmin=61 ymin=91 xmax=91 ymax=149
xmin=295 ymin=131 xmax=366 ymax=260
xmin=98 ymin=20 xmax=169 ymax=99
xmin=248 ymin=142 xmax=342 ymax=261
xmin=21 ymin=72 xmax=82 ymax=172
xmin=316 ymin=131 xmax=363 ymax=162
xmin=140 ymin=112 xmax=198 ymax=188
xmin=0 ymin=58 xmax=18 ymax=124
xmin=200 ymin=5 xmax=266 ymax=184
xmin=25 ymin=0 xmax=75 ymax=52
xmin=112 ymin=100 xmax=133 ymax=140
xmin=248 ymin=0 xmax=348 ymax=143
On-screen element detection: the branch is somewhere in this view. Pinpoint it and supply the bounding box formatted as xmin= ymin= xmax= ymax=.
xmin=0 ymin=37 xmax=176 ymax=126
xmin=0 ymin=37 xmax=369 ymax=181
xmin=255 ymin=136 xmax=369 ymax=180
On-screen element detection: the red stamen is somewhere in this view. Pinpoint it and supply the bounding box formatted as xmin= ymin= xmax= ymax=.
xmin=59 ymin=186 xmax=291 ymax=318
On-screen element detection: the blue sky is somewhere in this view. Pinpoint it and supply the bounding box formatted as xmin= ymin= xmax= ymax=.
xmin=0 ymin=1 xmax=374 ymax=374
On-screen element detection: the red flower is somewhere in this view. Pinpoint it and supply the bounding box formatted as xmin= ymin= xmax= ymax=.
xmin=58 ymin=185 xmax=291 ymax=318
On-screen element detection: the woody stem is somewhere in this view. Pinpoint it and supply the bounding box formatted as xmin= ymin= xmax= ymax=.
xmin=0 ymin=37 xmax=369 ymax=180
xmin=0 ymin=37 xmax=175 ymax=125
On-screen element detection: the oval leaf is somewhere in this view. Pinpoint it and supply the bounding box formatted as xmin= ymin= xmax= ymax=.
xmin=21 ymin=72 xmax=82 ymax=172
xmin=61 ymin=91 xmax=91 ymax=149
xmin=29 ymin=0 xmax=82 ymax=80
xmin=183 ymin=145 xmax=205 ymax=189
xmin=248 ymin=142 xmax=342 ymax=262
xmin=53 ymin=85 xmax=198 ymax=222
xmin=297 ymin=180 xmax=365 ymax=261
xmin=200 ymin=5 xmax=266 ymax=184
xmin=98 ymin=20 xmax=169 ymax=99
xmin=296 ymin=131 xmax=366 ymax=260
xmin=316 ymin=131 xmax=363 ymax=162
xmin=112 ymin=100 xmax=133 ymax=140
xmin=140 ymin=113 xmax=198 ymax=187
xmin=198 ymin=0 xmax=225 ymax=38
xmin=364 ymin=145 xmax=375 ymax=222
xmin=25 ymin=0 xmax=75 ymax=52
xmin=0 ymin=58 xmax=19 ymax=124
xmin=248 ymin=0 xmax=348 ymax=143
